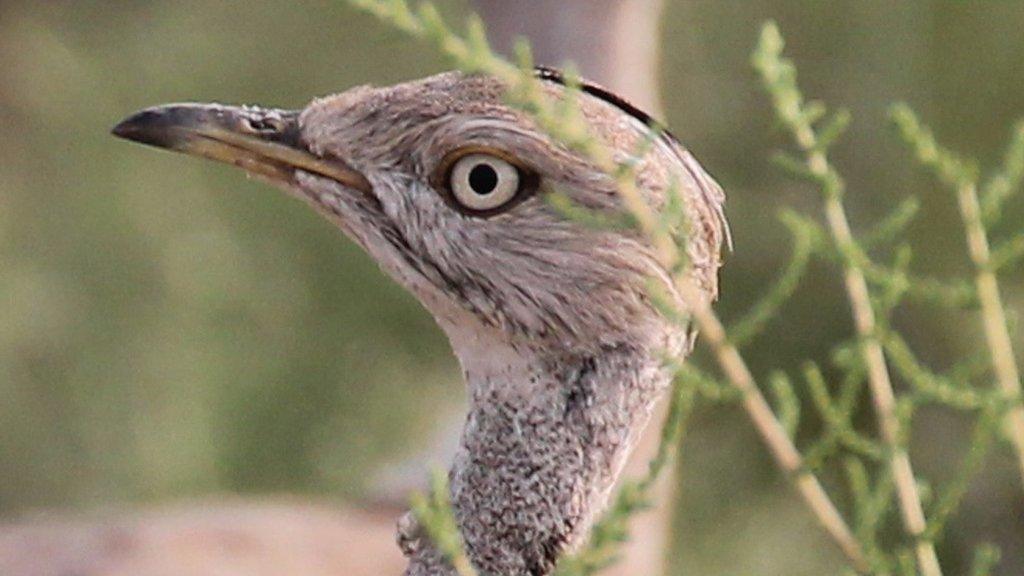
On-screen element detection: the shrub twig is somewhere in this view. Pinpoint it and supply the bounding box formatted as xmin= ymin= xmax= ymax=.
xmin=411 ymin=470 xmax=478 ymax=576
xmin=891 ymin=105 xmax=1024 ymax=494
xmin=753 ymin=22 xmax=941 ymax=576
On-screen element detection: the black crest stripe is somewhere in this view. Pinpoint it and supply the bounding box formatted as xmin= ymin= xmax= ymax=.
xmin=532 ymin=66 xmax=679 ymax=148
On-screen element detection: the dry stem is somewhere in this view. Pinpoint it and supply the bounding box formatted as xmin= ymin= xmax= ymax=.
xmin=824 ymin=194 xmax=942 ymax=576
xmin=686 ymin=295 xmax=870 ymax=572
xmin=752 ymin=23 xmax=942 ymax=573
xmin=955 ymin=181 xmax=1024 ymax=487
xmin=800 ymin=127 xmax=942 ymax=576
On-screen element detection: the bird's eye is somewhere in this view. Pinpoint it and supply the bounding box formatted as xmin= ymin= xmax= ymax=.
xmin=448 ymin=154 xmax=521 ymax=213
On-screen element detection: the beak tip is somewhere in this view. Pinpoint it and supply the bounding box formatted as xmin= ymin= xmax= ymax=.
xmin=110 ymin=118 xmax=135 ymax=140
xmin=111 ymin=107 xmax=183 ymax=149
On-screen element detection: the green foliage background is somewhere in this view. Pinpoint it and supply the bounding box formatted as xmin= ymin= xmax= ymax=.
xmin=1 ymin=1 xmax=1022 ymax=574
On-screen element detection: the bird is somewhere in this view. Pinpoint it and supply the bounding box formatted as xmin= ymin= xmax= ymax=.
xmin=112 ymin=68 xmax=728 ymax=576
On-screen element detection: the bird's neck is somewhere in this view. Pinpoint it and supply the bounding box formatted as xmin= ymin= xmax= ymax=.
xmin=402 ymin=325 xmax=677 ymax=576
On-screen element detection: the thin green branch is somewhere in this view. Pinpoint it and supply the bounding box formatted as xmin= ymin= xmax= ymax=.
xmin=924 ymin=405 xmax=1001 ymax=542
xmin=728 ymin=210 xmax=814 ymax=347
xmin=863 ymin=265 xmax=978 ymax=310
xmin=981 ymin=120 xmax=1024 ymax=225
xmin=881 ymin=331 xmax=996 ymax=411
xmin=890 ymin=104 xmax=977 ymax=189
xmin=756 ymin=24 xmax=942 ymax=576
xmin=673 ymin=362 xmax=743 ymax=404
xmin=410 ymin=470 xmax=479 ymax=576
xmin=970 ymin=544 xmax=1002 ymax=576
xmin=769 ymin=371 xmax=802 ymax=437
xmin=802 ymin=362 xmax=883 ymax=471
xmin=785 ymin=204 xmax=979 ymax=310
xmin=948 ymin=350 xmax=994 ymax=387
xmin=989 ymin=232 xmax=1024 ymax=273
xmin=862 ymin=197 xmax=921 ymax=249
xmin=892 ymin=104 xmax=1024 ymax=497
xmin=845 ymin=457 xmax=897 ymax=572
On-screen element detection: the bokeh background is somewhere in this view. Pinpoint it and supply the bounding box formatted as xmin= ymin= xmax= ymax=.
xmin=1 ymin=1 xmax=1022 ymax=575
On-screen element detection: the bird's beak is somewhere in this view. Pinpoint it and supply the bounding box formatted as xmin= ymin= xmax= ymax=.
xmin=111 ymin=103 xmax=370 ymax=193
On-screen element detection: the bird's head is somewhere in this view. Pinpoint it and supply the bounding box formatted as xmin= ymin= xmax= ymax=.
xmin=113 ymin=70 xmax=727 ymax=358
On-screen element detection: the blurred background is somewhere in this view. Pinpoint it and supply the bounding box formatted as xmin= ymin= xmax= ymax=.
xmin=1 ymin=1 xmax=1022 ymax=575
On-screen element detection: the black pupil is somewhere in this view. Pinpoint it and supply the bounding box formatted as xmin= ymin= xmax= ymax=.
xmin=468 ymin=163 xmax=499 ymax=195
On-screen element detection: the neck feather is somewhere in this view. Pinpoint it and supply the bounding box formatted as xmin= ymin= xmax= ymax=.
xmin=402 ymin=328 xmax=676 ymax=576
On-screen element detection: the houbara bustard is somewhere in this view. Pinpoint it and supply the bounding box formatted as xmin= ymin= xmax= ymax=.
xmin=112 ymin=68 xmax=728 ymax=576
